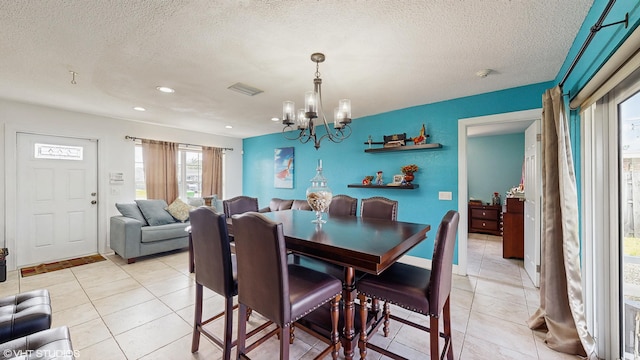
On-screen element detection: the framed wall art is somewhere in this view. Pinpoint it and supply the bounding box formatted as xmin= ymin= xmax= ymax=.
xmin=274 ymin=147 xmax=294 ymax=188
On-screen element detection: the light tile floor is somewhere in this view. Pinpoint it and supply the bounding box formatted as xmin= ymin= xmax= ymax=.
xmin=0 ymin=233 xmax=581 ymax=359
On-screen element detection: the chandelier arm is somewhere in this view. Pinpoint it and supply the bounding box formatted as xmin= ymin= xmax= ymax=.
xmin=282 ymin=126 xmax=309 ymax=142
xmin=336 ymin=124 xmax=352 ymax=139
xmin=299 ymin=131 xmax=314 ymax=144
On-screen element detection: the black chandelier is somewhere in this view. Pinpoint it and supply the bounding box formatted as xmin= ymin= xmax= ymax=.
xmin=280 ymin=53 xmax=352 ymax=150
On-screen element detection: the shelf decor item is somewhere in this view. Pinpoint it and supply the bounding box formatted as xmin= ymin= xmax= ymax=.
xmin=401 ymin=164 xmax=419 ymax=184
xmin=362 ymin=176 xmax=374 ymax=185
xmin=412 ymin=123 xmax=429 ymax=145
xmin=306 ymin=159 xmax=333 ymax=223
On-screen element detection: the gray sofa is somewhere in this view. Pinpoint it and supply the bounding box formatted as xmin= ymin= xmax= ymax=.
xmin=110 ymin=199 xmax=192 ymax=263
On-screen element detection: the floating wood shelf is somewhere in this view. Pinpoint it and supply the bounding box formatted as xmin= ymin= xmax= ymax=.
xmin=364 ymin=143 xmax=442 ymax=153
xmin=347 ymin=184 xmax=419 ymax=189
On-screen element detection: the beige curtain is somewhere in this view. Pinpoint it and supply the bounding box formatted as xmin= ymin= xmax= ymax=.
xmin=141 ymin=139 xmax=179 ymax=204
xmin=527 ymin=86 xmax=597 ymax=359
xmin=202 ymin=146 xmax=223 ymax=198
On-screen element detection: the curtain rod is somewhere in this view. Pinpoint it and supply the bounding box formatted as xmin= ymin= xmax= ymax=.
xmin=559 ymin=0 xmax=628 ymax=88
xmin=124 ymin=136 xmax=233 ymax=151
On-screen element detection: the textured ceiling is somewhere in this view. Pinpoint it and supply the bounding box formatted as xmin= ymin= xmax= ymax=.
xmin=0 ymin=1 xmax=593 ymax=139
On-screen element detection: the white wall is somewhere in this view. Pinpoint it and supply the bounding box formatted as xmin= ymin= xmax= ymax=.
xmin=0 ymin=99 xmax=243 ymax=270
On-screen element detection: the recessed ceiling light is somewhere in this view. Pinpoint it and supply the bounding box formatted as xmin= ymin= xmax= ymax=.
xmin=133 ymin=106 xmax=146 ymax=111
xmin=156 ymin=86 xmax=175 ymax=93
xmin=271 ymin=117 xmax=280 ymax=122
xmin=225 ymin=125 xmax=233 ymax=129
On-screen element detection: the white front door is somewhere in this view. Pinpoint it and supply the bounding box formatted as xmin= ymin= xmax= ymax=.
xmin=524 ymin=121 xmax=541 ymax=286
xmin=16 ymin=133 xmax=98 ymax=267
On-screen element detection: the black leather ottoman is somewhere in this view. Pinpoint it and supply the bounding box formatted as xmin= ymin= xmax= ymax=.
xmin=0 ymin=290 xmax=51 ymax=342
xmin=0 ymin=326 xmax=75 ymax=360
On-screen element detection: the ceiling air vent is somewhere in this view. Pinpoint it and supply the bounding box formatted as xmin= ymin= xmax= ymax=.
xmin=227 ymin=82 xmax=263 ymax=96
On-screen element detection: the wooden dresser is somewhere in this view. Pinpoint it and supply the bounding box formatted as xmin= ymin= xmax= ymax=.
xmin=468 ymin=203 xmax=502 ymax=236
xmin=502 ymin=197 xmax=524 ymax=259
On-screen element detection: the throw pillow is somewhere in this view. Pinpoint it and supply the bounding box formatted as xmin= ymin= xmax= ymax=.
xmin=165 ymin=198 xmax=194 ymax=222
xmin=135 ymin=199 xmax=176 ymax=226
xmin=115 ymin=203 xmax=148 ymax=225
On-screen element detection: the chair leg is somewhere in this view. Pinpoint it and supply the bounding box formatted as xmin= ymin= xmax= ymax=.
xmin=280 ymin=325 xmax=290 ymax=360
xmin=246 ymin=307 xmax=253 ymax=321
xmin=237 ymin=304 xmax=248 ymax=358
xmin=357 ymin=293 xmax=368 ymax=360
xmin=191 ymin=283 xmax=203 ymax=353
xmin=331 ymin=293 xmax=341 ymax=360
xmin=289 ymin=323 xmax=295 ymax=344
xmin=372 ymin=297 xmax=380 ymax=313
xmin=443 ymin=297 xmax=453 ymax=360
xmin=430 ymin=315 xmax=439 ymax=360
xmin=222 ymin=296 xmax=234 ymax=360
xmin=382 ymin=301 xmax=391 ymax=337
xmin=188 ymin=233 xmax=195 ymax=273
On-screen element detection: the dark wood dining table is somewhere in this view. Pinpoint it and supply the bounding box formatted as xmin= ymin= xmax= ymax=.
xmin=254 ymin=209 xmax=431 ymax=360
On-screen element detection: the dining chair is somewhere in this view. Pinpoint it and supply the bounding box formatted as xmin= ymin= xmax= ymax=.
xmin=356 ymin=210 xmax=460 ymax=360
xmin=360 ymin=196 xmax=398 ymax=220
xmin=189 ymin=207 xmax=270 ymax=360
xmin=222 ymin=195 xmax=259 ymax=217
xmin=328 ymin=194 xmax=358 ymax=216
xmin=232 ymin=212 xmax=343 ymax=360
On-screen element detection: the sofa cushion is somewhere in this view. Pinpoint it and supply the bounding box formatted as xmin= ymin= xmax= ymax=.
xmin=141 ymin=222 xmax=190 ymax=243
xmin=165 ymin=198 xmax=194 ymax=222
xmin=292 ymin=199 xmax=312 ymax=210
xmin=115 ymin=203 xmax=148 ymax=225
xmin=135 ymin=199 xmax=176 ymax=226
xmin=269 ymin=198 xmax=294 ymax=211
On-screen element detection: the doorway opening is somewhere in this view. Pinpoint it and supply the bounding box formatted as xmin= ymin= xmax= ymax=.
xmin=457 ymin=109 xmax=541 ymax=276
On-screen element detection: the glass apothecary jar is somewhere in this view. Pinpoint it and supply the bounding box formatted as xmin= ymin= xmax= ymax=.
xmin=306 ymin=159 xmax=333 ymax=223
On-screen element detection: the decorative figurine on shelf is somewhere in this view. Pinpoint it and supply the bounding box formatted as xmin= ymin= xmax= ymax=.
xmin=362 ymin=175 xmax=374 ymax=185
xmin=412 ymin=123 xmax=429 ymax=145
xmin=401 ymin=164 xmax=419 ymax=184
xmin=492 ymin=192 xmax=501 ymax=206
xmin=376 ymin=171 xmax=383 ymax=185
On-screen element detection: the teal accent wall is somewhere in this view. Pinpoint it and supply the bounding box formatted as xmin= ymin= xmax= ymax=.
xmin=243 ymin=82 xmax=550 ymax=263
xmin=467 ymin=133 xmax=525 ymax=205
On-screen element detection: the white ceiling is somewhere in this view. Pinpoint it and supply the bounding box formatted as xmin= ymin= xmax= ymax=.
xmin=0 ymin=1 xmax=593 ymax=139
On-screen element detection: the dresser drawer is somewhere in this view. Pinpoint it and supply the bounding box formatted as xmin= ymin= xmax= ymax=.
xmin=470 ymin=219 xmax=499 ymax=231
xmin=470 ymin=208 xmax=499 ymax=220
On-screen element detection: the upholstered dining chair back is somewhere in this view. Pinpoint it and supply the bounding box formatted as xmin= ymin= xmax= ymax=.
xmin=232 ymin=212 xmax=343 ymax=360
xmin=232 ymin=212 xmax=289 ymax=325
xmin=360 ymin=196 xmax=398 ymax=220
xmin=222 ymin=196 xmax=259 ymax=217
xmin=428 ymin=210 xmax=459 ymax=315
xmin=328 ymin=194 xmax=358 ymax=216
xmin=355 ymin=210 xmax=460 ymax=360
xmin=190 ymin=207 xmax=235 ymax=298
xmin=189 ymin=206 xmax=236 ymax=359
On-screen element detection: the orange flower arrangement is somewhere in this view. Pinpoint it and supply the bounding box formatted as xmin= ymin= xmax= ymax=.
xmin=401 ymin=164 xmax=419 ymax=174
